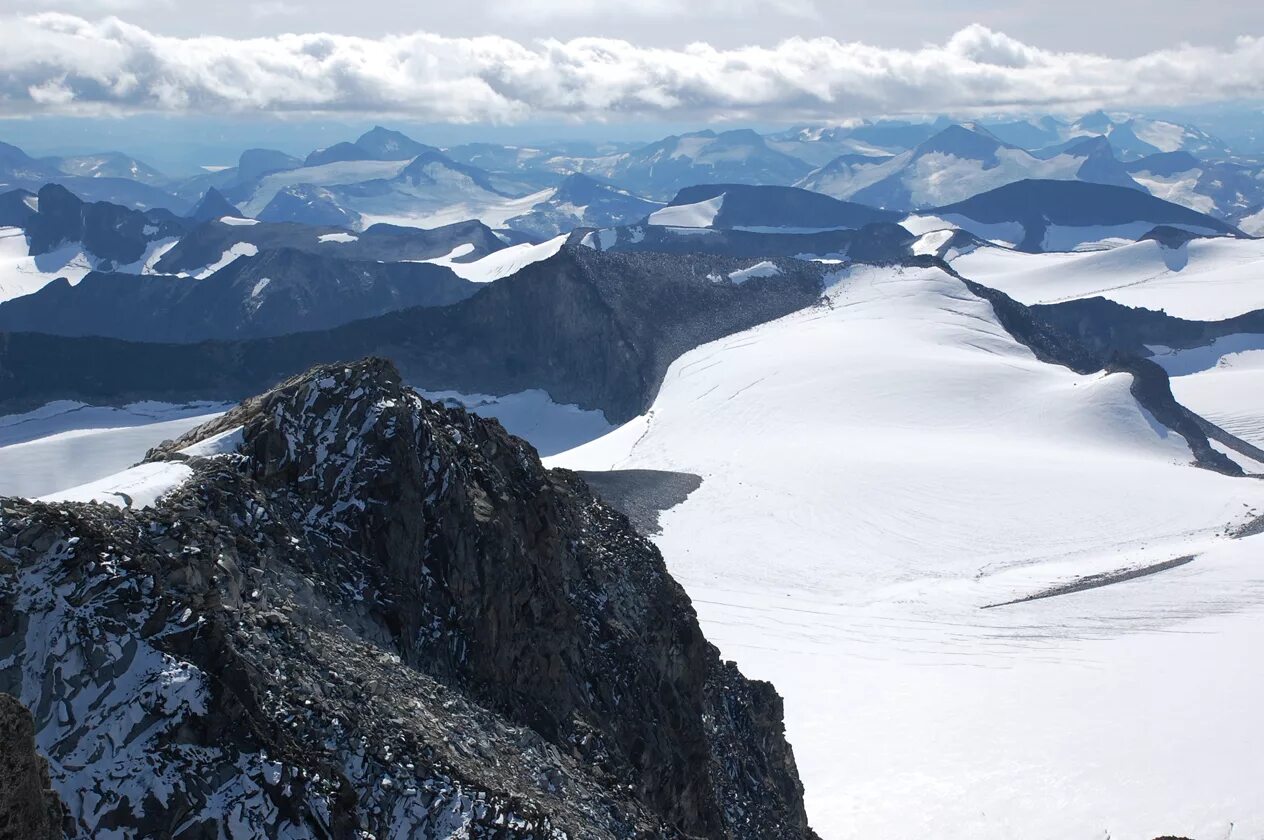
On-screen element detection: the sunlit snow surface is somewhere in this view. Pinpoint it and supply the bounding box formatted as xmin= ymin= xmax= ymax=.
xmin=1150 ymin=335 xmax=1264 ymax=449
xmin=0 ymin=401 xmax=228 ymax=497
xmin=39 ymin=460 xmax=194 ymax=509
xmin=646 ymin=194 xmax=725 ymax=227
xmin=549 ymin=264 xmax=1264 ymax=840
xmin=952 ymin=236 xmax=1264 ymax=320
xmin=416 ymin=235 xmax=568 ymax=283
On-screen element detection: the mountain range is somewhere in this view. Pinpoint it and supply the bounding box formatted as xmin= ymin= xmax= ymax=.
xmin=3 ymin=107 xmax=1264 ymax=840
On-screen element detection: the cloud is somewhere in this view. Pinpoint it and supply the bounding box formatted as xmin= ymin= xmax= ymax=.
xmin=0 ymin=13 xmax=1262 ymax=122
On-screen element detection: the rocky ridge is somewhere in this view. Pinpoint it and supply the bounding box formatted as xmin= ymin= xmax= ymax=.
xmin=0 ymin=358 xmax=816 ymax=839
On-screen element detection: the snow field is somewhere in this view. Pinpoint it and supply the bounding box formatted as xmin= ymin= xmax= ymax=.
xmin=549 ymin=263 xmax=1264 ymax=840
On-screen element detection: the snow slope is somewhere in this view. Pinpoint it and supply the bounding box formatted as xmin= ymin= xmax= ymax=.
xmin=549 ymin=264 xmax=1264 ymax=840
xmin=800 ymin=138 xmax=1127 ymax=210
xmin=364 ymin=188 xmax=549 ymax=231
xmin=647 ymin=194 xmax=725 ymax=227
xmin=0 ymin=401 xmax=228 ymax=498
xmin=0 ymin=225 xmax=180 ymax=302
xmin=952 ymin=237 xmax=1264 ymax=320
xmin=38 ymin=461 xmax=194 ymax=509
xmin=419 ymin=235 xmax=567 ymax=283
xmin=0 ymin=226 xmax=94 ymax=302
xmin=416 ymin=388 xmax=613 ymax=456
xmin=1150 ymin=334 xmax=1264 ymax=448
xmin=240 ymin=159 xmax=413 ymax=217
xmin=1240 ymin=206 xmax=1264 ymax=237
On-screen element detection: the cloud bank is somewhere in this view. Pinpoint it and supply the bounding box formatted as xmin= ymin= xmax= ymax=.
xmin=2 ymin=14 xmax=1263 ymax=122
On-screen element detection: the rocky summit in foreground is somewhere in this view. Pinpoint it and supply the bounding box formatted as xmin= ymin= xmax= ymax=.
xmin=0 ymin=358 xmax=816 ymax=839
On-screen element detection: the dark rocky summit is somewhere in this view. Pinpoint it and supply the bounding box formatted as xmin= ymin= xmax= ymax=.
xmin=22 ymin=183 xmax=189 ymax=267
xmin=0 ymin=358 xmax=817 ymax=839
xmin=0 ymin=695 xmax=65 ymax=840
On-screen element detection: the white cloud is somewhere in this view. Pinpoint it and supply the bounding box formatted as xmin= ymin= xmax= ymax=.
xmin=0 ymin=13 xmax=1262 ymax=122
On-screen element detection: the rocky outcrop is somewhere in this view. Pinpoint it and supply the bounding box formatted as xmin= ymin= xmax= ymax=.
xmin=0 ymin=358 xmax=817 ymax=839
xmin=0 ymin=695 xmax=65 ymax=840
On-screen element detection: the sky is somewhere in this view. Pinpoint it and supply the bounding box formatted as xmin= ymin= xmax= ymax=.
xmin=2 ymin=0 xmax=1261 ymax=55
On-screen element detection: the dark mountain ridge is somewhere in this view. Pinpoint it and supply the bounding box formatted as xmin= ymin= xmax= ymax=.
xmin=0 ymin=247 xmax=827 ymax=420
xmin=152 ymin=217 xmax=507 ymax=275
xmin=931 ymin=179 xmax=1243 ymax=251
xmin=0 ymin=248 xmax=479 ymax=342
xmin=664 ymin=184 xmax=901 ymax=229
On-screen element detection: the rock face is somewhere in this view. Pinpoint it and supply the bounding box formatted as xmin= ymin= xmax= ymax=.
xmin=0 ymin=358 xmax=817 ymax=839
xmin=0 ymin=695 xmax=65 ymax=840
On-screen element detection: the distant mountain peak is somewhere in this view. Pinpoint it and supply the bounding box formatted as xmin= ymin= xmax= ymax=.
xmin=188 ymin=187 xmax=241 ymax=222
xmin=354 ymin=125 xmax=434 ymax=159
xmin=1075 ymin=110 xmax=1116 ymax=132
xmin=237 ymin=148 xmax=301 ymax=182
xmin=1063 ymin=134 xmax=1113 ymax=157
xmin=915 ymin=124 xmax=1007 ymax=164
xmin=304 ymin=127 xmax=436 ymax=167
